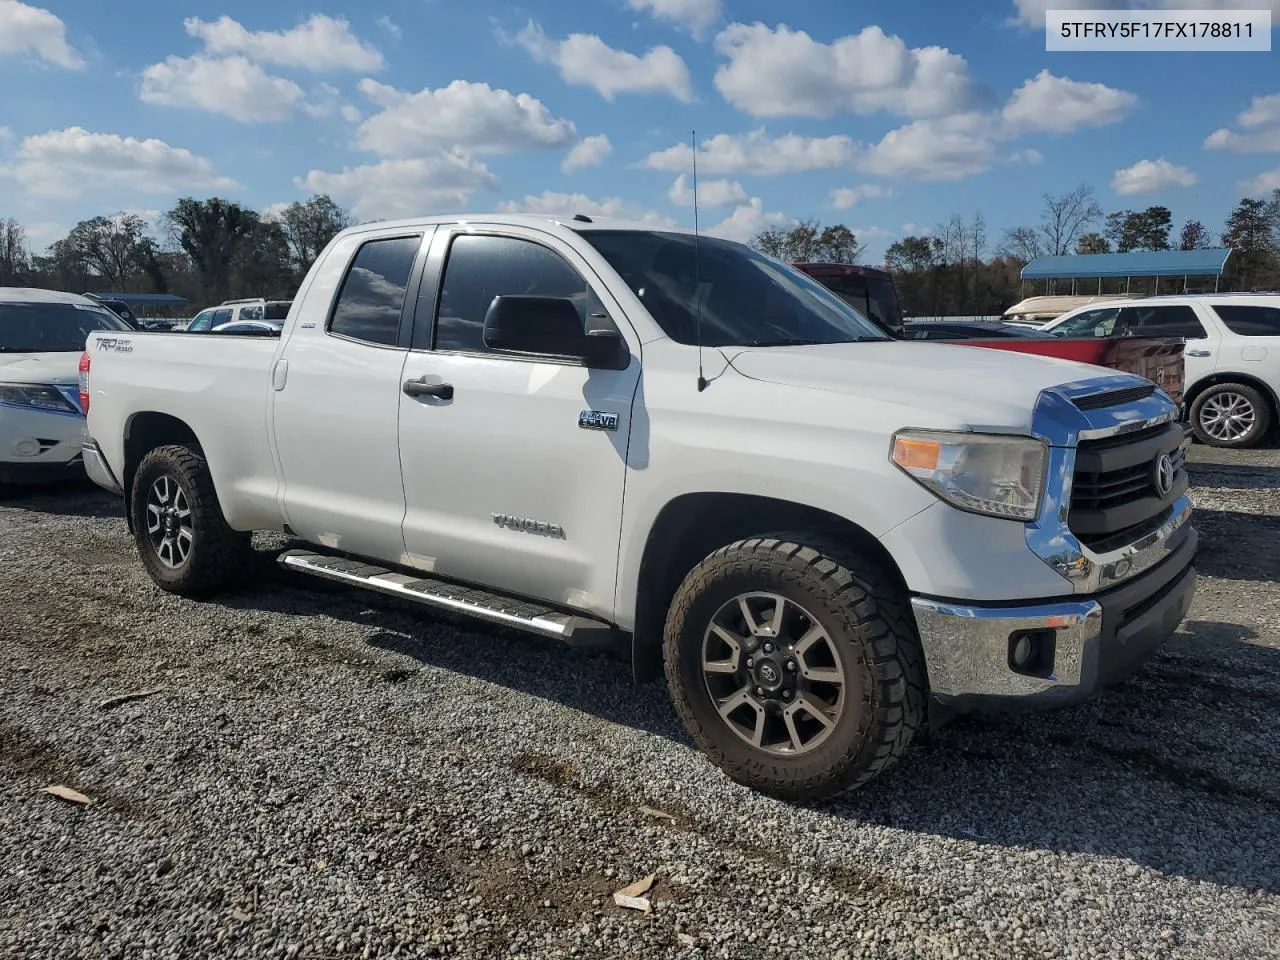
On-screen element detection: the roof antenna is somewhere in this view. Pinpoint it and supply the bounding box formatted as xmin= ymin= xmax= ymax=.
xmin=693 ymin=129 xmax=708 ymax=392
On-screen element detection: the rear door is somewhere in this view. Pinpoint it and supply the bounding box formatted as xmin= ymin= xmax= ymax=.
xmin=271 ymin=229 xmax=431 ymax=562
xmin=1118 ymin=303 xmax=1216 ymax=392
xmin=396 ymin=225 xmax=640 ymax=617
xmin=1208 ymin=301 xmax=1280 ymax=389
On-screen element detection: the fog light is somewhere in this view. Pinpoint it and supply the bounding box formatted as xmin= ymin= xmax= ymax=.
xmin=11 ymin=438 xmax=40 ymax=458
xmin=1008 ymin=629 xmax=1056 ymax=678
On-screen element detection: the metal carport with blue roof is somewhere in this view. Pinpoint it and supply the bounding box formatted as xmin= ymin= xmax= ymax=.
xmin=1021 ymin=248 xmax=1233 ymax=295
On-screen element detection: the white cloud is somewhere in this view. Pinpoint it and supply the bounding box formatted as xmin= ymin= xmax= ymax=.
xmin=1012 ymin=0 xmax=1280 ymax=27
xmin=830 ymin=184 xmax=889 ymax=210
xmin=1242 ymin=167 xmax=1280 ymax=196
xmin=708 ymin=198 xmax=793 ymax=244
xmin=1007 ymin=148 xmax=1044 ymax=164
xmin=140 ymin=55 xmax=306 ymax=123
xmin=2 ymin=127 xmax=238 ymax=199
xmin=0 ymin=126 xmax=11 ymax=141
xmin=645 ymin=129 xmax=856 ymax=175
xmin=23 ymin=221 xmax=67 ymax=254
xmin=626 ymin=0 xmax=721 ymax=37
xmin=561 ymin=134 xmax=612 ymax=173
xmin=1204 ymin=93 xmax=1280 ymax=153
xmin=498 ymin=191 xmax=675 ymax=227
xmin=713 ymin=23 xmax=981 ymax=120
xmin=376 ymin=16 xmax=401 ymax=39
xmin=0 ymin=0 xmax=83 ymax=68
xmin=296 ymin=154 xmax=498 ymax=221
xmin=1003 ymin=70 xmax=1137 ymax=134
xmin=184 ymin=14 xmax=384 ymax=72
xmin=1008 ymin=0 xmax=1116 ymax=28
xmin=355 ymin=79 xmax=576 ymax=157
xmin=860 ymin=113 xmax=999 ymax=181
xmin=667 ymin=174 xmax=747 ymax=207
xmin=1112 ymin=158 xmax=1197 ymax=195
xmin=515 ymin=22 xmax=693 ymax=102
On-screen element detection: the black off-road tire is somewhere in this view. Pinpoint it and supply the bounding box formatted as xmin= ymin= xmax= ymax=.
xmin=1190 ymin=382 xmax=1272 ymax=449
xmin=663 ymin=535 xmax=926 ymax=802
xmin=130 ymin=444 xmax=252 ymax=599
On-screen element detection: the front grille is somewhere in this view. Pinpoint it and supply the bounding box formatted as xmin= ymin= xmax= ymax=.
xmin=1069 ymin=421 xmax=1187 ymax=551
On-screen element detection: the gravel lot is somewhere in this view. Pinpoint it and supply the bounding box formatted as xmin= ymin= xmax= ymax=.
xmin=2 ymin=443 xmax=1279 ymax=960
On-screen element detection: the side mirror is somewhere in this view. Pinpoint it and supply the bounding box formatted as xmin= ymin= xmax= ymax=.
xmin=482 ymin=296 xmax=627 ymax=369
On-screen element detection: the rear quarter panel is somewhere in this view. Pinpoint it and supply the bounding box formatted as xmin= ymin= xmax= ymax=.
xmin=85 ymin=332 xmax=283 ymax=530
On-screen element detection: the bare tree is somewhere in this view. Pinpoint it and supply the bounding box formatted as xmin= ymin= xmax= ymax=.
xmin=1039 ymin=184 xmax=1103 ymax=256
xmin=0 ymin=217 xmax=29 ymax=284
xmin=997 ymin=226 xmax=1042 ymax=262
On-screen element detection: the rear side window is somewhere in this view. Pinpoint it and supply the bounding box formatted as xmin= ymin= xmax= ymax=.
xmin=1121 ymin=305 xmax=1206 ymax=339
xmin=0 ymin=301 xmax=131 ymax=352
xmin=434 ymin=234 xmax=590 ymax=354
xmin=329 ymin=235 xmax=421 ymax=346
xmin=239 ymin=304 xmax=264 ymax=321
xmin=1213 ymin=305 xmax=1280 ymax=336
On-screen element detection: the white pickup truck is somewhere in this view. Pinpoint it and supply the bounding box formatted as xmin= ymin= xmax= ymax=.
xmin=80 ymin=214 xmax=1198 ymax=800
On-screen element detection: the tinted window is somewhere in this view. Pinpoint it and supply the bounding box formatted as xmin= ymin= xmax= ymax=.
xmin=263 ymin=301 xmax=291 ymax=321
xmin=1050 ymin=307 xmax=1120 ymax=338
xmin=814 ymin=275 xmax=904 ymax=336
xmin=239 ymin=304 xmax=264 ymax=321
xmin=1121 ymin=305 xmax=1206 ymax=339
xmin=582 ymin=231 xmax=887 ymax=347
xmin=1213 ymin=304 xmax=1280 ymax=336
xmin=330 ymin=236 xmax=421 ymax=346
xmin=0 ymin=301 xmax=131 ymax=352
xmin=435 ymin=235 xmax=591 ymax=354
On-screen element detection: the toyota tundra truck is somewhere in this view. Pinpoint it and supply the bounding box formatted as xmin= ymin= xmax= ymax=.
xmin=79 ymin=215 xmax=1197 ymax=801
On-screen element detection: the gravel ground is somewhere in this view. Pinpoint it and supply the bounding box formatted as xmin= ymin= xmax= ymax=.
xmin=2 ymin=444 xmax=1279 ymax=960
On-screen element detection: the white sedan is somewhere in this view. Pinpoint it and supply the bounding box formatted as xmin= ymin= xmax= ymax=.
xmin=1 ymin=288 xmax=134 ymax=486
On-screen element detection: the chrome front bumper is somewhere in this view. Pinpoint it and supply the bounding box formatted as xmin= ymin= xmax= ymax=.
xmin=82 ymin=439 xmax=124 ymax=496
xmin=912 ymin=513 xmax=1197 ymax=709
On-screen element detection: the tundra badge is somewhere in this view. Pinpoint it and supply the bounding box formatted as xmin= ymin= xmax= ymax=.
xmin=578 ymin=410 xmax=619 ymax=432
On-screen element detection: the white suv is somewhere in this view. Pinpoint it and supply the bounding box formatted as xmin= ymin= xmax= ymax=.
xmin=186 ymin=298 xmax=291 ymax=333
xmin=1042 ymin=294 xmax=1280 ymax=448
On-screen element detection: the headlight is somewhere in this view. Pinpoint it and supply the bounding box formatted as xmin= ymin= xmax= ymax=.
xmin=0 ymin=383 xmax=80 ymax=414
xmin=891 ymin=430 xmax=1047 ymax=521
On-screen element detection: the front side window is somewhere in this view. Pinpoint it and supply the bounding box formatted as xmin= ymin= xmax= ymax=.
xmin=187 ymin=310 xmax=215 ymax=332
xmin=1213 ymin=304 xmax=1280 ymax=336
xmin=329 ymin=235 xmax=421 ymax=346
xmin=1050 ymin=308 xmax=1119 ymax=338
xmin=434 ymin=234 xmax=592 ymax=354
xmin=0 ymin=301 xmax=131 ymax=352
xmin=581 ymin=231 xmax=887 ymax=347
xmin=1121 ymin=305 xmax=1206 ymax=339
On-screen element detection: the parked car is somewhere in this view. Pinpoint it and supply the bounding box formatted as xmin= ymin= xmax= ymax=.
xmin=79 ymin=215 xmax=1197 ymax=800
xmin=792 ymin=263 xmax=905 ymax=337
xmin=902 ymin=321 xmax=1056 ymax=341
xmin=0 ymin=288 xmax=134 ymax=486
xmin=83 ymin=294 xmax=141 ymax=330
xmin=212 ymin=320 xmax=283 ymax=335
xmin=1002 ymin=294 xmax=1131 ymax=328
xmin=1042 ymin=294 xmax=1280 ymax=448
xmin=186 ymin=299 xmax=292 ymax=333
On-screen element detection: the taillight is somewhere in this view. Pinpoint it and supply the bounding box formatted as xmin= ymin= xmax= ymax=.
xmin=78 ymin=351 xmax=90 ymax=414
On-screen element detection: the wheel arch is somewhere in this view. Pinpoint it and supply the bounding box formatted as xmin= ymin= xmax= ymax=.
xmin=121 ymin=412 xmax=203 ymax=531
xmin=629 ymin=491 xmax=909 ymax=683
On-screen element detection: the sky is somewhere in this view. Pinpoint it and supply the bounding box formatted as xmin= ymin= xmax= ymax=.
xmin=0 ymin=0 xmax=1278 ymax=262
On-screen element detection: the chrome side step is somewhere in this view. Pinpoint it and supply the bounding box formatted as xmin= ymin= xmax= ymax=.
xmin=277 ymin=550 xmax=615 ymax=645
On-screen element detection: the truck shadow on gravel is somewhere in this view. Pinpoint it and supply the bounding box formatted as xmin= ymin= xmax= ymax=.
xmin=220 ymin=559 xmax=1280 ymax=894
xmin=1186 ymin=507 xmax=1280 ymax=583
xmin=0 ymin=482 xmax=121 ymax=519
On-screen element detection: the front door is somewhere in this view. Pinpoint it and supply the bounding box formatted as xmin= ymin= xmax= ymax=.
xmin=397 ymin=226 xmax=641 ymax=618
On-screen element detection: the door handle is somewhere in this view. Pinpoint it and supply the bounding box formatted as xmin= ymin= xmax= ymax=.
xmin=403 ymin=378 xmax=454 ymax=400
xmin=1186 ymin=349 xmax=1211 ymax=357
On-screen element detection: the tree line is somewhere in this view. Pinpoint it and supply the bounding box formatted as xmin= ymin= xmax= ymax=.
xmin=750 ymin=187 xmax=1280 ymax=318
xmin=0 ymin=195 xmax=352 ymax=313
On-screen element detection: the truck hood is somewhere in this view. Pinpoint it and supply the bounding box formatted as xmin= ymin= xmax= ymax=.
xmin=725 ymin=340 xmax=1129 ymax=434
xmin=0 ymin=352 xmax=82 ymax=385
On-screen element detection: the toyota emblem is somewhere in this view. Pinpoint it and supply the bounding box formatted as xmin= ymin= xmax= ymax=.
xmin=1153 ymin=452 xmax=1175 ymax=498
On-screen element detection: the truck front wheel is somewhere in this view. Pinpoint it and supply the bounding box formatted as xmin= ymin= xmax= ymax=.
xmin=664 ymin=536 xmax=925 ymax=801
xmin=130 ymin=444 xmax=251 ymax=599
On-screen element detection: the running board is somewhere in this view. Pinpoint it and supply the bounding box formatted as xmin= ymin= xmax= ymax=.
xmin=277 ymin=550 xmax=615 ymax=645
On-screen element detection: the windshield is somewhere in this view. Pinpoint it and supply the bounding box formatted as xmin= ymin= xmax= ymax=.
xmin=580 ymin=231 xmax=889 ymax=347
xmin=1049 ymin=307 xmax=1120 ymax=338
xmin=0 ymin=301 xmax=132 ymax=352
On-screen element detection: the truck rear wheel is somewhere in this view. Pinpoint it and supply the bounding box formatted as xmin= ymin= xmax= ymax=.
xmin=663 ymin=535 xmax=925 ymax=801
xmin=130 ymin=444 xmax=251 ymax=599
xmin=1190 ymin=382 xmax=1272 ymax=449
